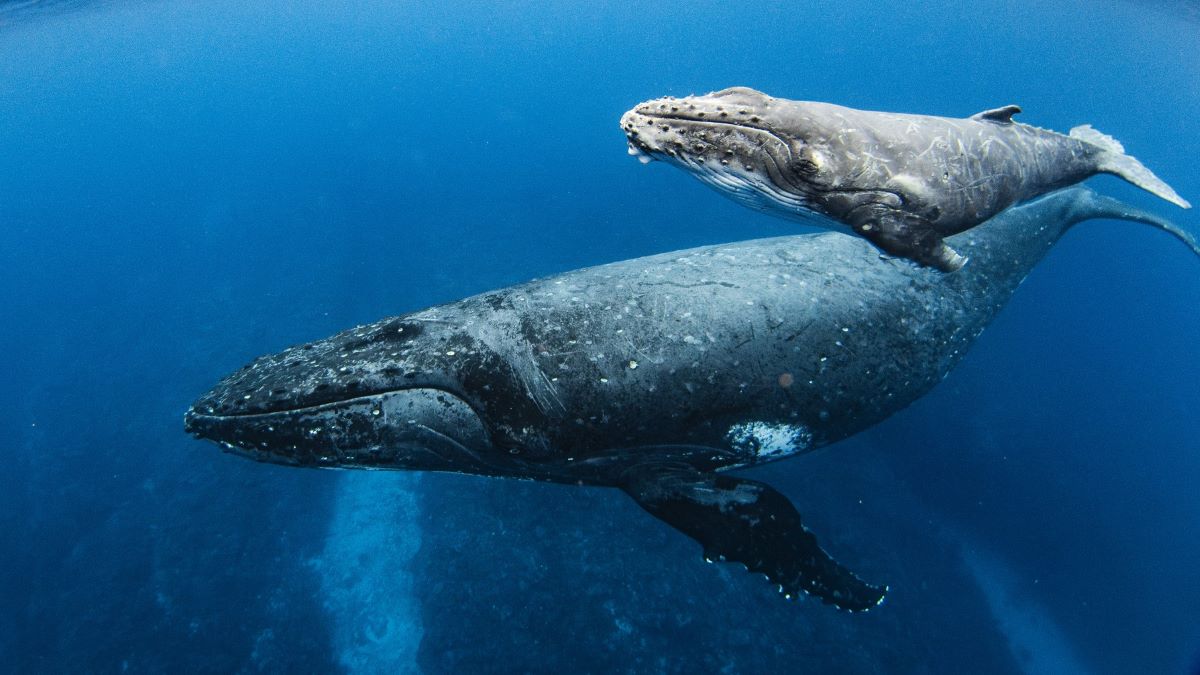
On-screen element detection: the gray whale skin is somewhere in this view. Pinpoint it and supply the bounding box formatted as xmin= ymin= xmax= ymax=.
xmin=622 ymin=87 xmax=1190 ymax=271
xmin=185 ymin=187 xmax=1197 ymax=612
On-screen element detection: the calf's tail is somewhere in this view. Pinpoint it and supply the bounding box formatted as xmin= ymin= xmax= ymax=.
xmin=1071 ymin=124 xmax=1191 ymax=209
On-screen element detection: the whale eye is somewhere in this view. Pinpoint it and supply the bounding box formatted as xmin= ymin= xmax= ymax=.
xmin=788 ymin=159 xmax=818 ymax=176
xmin=340 ymin=319 xmax=425 ymax=352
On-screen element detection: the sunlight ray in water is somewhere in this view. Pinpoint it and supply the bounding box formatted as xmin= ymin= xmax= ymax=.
xmin=962 ymin=545 xmax=1090 ymax=675
xmin=310 ymin=473 xmax=423 ymax=674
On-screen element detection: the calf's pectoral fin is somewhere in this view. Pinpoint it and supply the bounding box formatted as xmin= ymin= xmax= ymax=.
xmin=619 ymin=465 xmax=886 ymax=612
xmin=853 ymin=212 xmax=968 ymax=272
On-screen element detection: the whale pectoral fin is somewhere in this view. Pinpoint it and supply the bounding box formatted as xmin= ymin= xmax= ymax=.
xmin=926 ymin=240 xmax=968 ymax=272
xmin=855 ymin=215 xmax=969 ymax=272
xmin=620 ymin=465 xmax=886 ymax=612
xmin=970 ymin=104 xmax=1022 ymax=124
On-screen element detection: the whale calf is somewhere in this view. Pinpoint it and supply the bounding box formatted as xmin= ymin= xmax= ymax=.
xmin=185 ymin=188 xmax=1197 ymax=611
xmin=621 ymin=87 xmax=1190 ymax=271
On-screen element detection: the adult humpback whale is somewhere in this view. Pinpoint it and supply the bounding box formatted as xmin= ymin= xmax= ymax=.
xmin=185 ymin=188 xmax=1198 ymax=612
xmin=621 ymin=87 xmax=1190 ymax=271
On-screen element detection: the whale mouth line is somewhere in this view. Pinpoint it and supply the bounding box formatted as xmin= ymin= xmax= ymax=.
xmin=185 ymin=384 xmax=498 ymax=472
xmin=186 ymin=385 xmax=470 ymax=421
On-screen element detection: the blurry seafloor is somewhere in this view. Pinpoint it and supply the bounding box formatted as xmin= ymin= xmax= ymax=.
xmin=1 ymin=1 xmax=1198 ymax=673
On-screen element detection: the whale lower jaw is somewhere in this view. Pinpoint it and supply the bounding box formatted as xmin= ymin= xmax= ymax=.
xmin=623 ymin=122 xmax=837 ymax=230
xmin=665 ymin=152 xmax=842 ymax=231
xmin=185 ymin=388 xmax=495 ymax=473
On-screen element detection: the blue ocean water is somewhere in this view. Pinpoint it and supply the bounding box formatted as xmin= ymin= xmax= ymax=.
xmin=1 ymin=0 xmax=1197 ymax=672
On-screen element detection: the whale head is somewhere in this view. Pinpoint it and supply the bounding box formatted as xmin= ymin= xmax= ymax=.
xmin=620 ymin=87 xmax=828 ymax=222
xmin=184 ymin=317 xmax=498 ymax=473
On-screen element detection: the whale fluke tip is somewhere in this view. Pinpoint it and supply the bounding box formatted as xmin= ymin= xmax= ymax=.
xmin=1082 ymin=190 xmax=1200 ymax=259
xmin=1072 ymin=124 xmax=1191 ymax=209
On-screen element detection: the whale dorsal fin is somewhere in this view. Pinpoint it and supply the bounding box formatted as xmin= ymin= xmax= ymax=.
xmin=971 ymin=105 xmax=1022 ymax=124
xmin=620 ymin=464 xmax=886 ymax=611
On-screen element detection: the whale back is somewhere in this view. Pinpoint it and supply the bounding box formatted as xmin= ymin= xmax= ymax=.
xmin=192 ymin=187 xmax=1191 ymax=483
xmin=419 ymin=188 xmax=1191 ymax=479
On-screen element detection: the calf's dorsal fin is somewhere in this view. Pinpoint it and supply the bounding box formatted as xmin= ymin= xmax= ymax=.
xmin=971 ymin=104 xmax=1022 ymax=124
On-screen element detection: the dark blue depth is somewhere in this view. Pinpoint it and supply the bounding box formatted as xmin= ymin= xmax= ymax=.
xmin=1 ymin=1 xmax=1197 ymax=672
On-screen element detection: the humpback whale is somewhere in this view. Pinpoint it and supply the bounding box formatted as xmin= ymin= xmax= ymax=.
xmin=185 ymin=188 xmax=1198 ymax=611
xmin=621 ymin=87 xmax=1190 ymax=271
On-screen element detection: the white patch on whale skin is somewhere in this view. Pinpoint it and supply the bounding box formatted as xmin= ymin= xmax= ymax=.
xmin=886 ymin=173 xmax=933 ymax=202
xmin=726 ymin=421 xmax=813 ymax=460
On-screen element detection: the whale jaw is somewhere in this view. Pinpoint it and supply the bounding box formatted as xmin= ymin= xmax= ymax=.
xmin=620 ymin=95 xmax=833 ymax=228
xmin=185 ymin=387 xmax=494 ymax=472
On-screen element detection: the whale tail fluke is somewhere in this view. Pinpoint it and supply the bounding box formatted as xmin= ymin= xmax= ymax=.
xmin=1078 ymin=188 xmax=1200 ymax=259
xmin=1071 ymin=124 xmax=1191 ymax=209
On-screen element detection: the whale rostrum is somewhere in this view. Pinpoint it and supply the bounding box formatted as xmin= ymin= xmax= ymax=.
xmin=185 ymin=188 xmax=1198 ymax=611
xmin=622 ymin=87 xmax=1190 ymax=271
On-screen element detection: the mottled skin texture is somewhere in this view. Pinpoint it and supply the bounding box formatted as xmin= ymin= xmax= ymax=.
xmin=186 ymin=188 xmax=1194 ymax=611
xmin=621 ymin=87 xmax=1189 ymax=270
